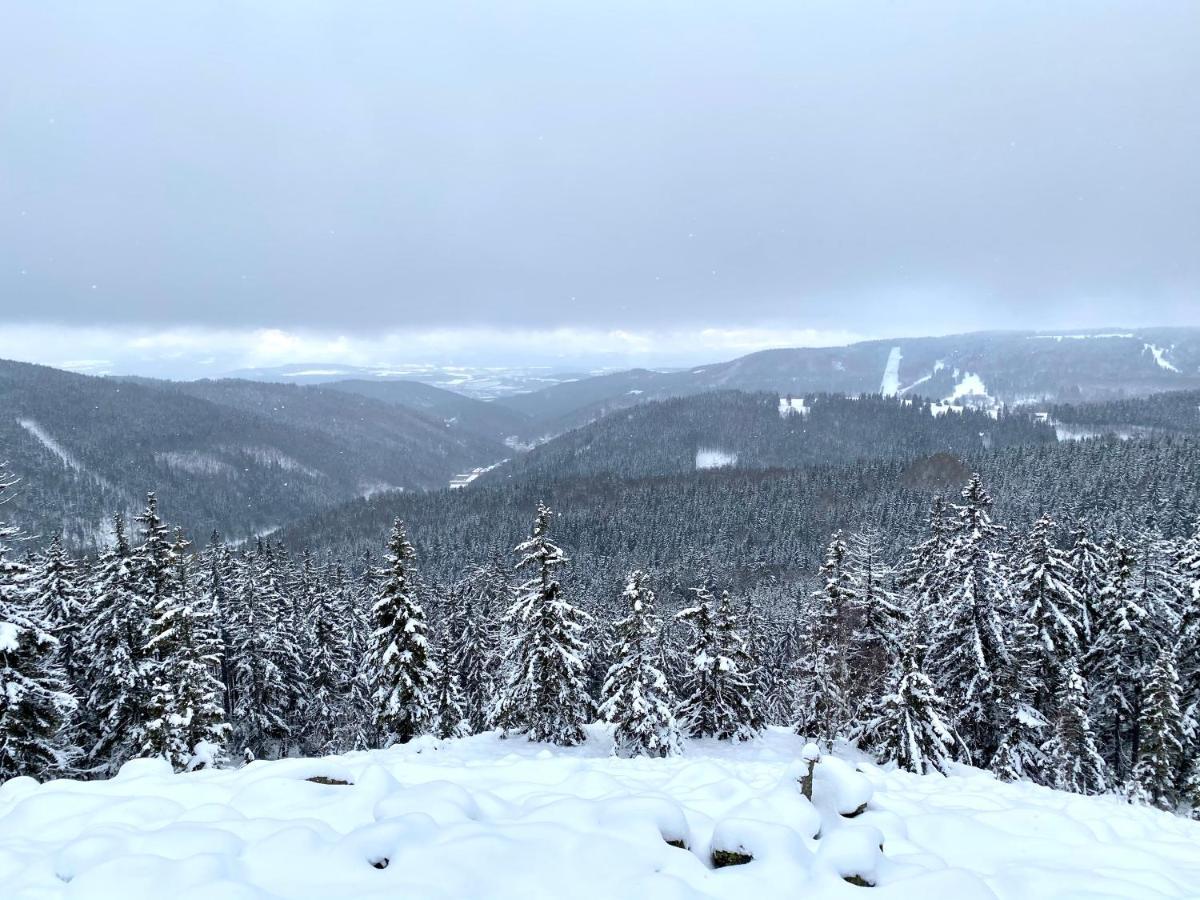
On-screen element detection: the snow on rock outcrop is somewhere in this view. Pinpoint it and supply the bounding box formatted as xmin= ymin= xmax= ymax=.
xmin=880 ymin=346 xmax=903 ymax=396
xmin=696 ymin=448 xmax=738 ymax=469
xmin=3 ymin=728 xmax=1199 ymax=899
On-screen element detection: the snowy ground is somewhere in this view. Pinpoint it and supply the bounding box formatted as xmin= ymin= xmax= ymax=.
xmin=2 ymin=727 xmax=1199 ymax=899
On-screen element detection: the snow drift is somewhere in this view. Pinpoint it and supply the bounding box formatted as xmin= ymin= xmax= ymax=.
xmin=2 ymin=727 xmax=1199 ymax=899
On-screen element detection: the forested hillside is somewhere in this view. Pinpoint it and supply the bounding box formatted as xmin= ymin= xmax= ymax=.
xmin=1048 ymin=389 xmax=1200 ymax=435
xmin=482 ymin=391 xmax=1055 ymax=484
xmin=0 ymin=360 xmax=506 ymax=545
xmin=282 ymin=435 xmax=1200 ymax=602
xmin=320 ymin=378 xmax=532 ymax=443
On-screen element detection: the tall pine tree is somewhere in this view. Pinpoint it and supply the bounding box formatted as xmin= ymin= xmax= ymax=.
xmin=493 ymin=504 xmax=591 ymax=745
xmin=0 ymin=469 xmax=75 ymax=780
xmin=138 ymin=530 xmax=230 ymax=770
xmin=368 ymin=519 xmax=437 ymax=745
xmin=599 ymin=570 xmax=682 ymax=758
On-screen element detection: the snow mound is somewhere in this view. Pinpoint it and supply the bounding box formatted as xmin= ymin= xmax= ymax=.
xmin=2 ymin=728 xmax=1200 ymax=898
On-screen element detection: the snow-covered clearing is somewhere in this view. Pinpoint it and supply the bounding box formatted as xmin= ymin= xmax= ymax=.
xmin=448 ymin=460 xmax=507 ymax=489
xmin=16 ymin=419 xmax=85 ymax=473
xmin=359 ymin=481 xmax=401 ymax=499
xmin=947 ymin=372 xmax=989 ymax=401
xmin=778 ymin=397 xmax=809 ymax=418
xmin=230 ymin=446 xmax=321 ymax=478
xmin=1144 ymin=343 xmax=1181 ymax=373
xmin=155 ymin=451 xmax=236 ymax=477
xmin=879 ymin=346 xmax=902 ymax=396
xmin=696 ymin=448 xmax=737 ymax=469
xmin=2 ymin=728 xmax=1197 ymax=900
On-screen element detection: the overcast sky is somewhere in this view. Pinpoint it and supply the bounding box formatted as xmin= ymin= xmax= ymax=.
xmin=2 ymin=1 xmax=1198 ymax=373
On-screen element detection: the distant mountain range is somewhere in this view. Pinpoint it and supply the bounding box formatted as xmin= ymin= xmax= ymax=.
xmin=3 ymin=327 xmax=1198 ymax=548
xmin=222 ymin=362 xmax=599 ymax=400
xmin=487 ymin=328 xmax=1200 ymax=431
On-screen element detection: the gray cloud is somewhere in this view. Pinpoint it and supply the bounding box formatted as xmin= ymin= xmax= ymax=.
xmin=2 ymin=1 xmax=1197 ymax=337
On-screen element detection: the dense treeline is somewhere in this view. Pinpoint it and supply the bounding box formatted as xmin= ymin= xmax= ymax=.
xmin=1049 ymin=389 xmax=1200 ymax=434
xmin=283 ymin=435 xmax=1200 ymax=603
xmin=2 ymin=462 xmax=1198 ymax=818
xmin=482 ymin=391 xmax=1055 ymax=484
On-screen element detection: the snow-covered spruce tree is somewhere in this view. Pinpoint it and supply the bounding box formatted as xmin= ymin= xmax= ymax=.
xmin=870 ymin=600 xmax=960 ymax=775
xmin=1067 ymin=524 xmax=1109 ymax=655
xmin=1132 ymin=646 xmax=1185 ymax=811
xmin=716 ymin=589 xmax=763 ymax=736
xmin=847 ymin=527 xmax=905 ymax=663
xmin=793 ymin=532 xmax=855 ymax=744
xmin=761 ymin=620 xmax=804 ymax=727
xmin=1175 ymin=520 xmax=1200 ymax=780
xmin=82 ymin=514 xmax=151 ymax=774
xmin=1013 ymin=514 xmax=1082 ymax=720
xmin=227 ymin=547 xmax=292 ymax=759
xmin=897 ymin=497 xmax=954 ymax=613
xmin=926 ymin=475 xmax=1011 ymax=765
xmin=138 ymin=530 xmax=230 ymax=771
xmin=599 ymin=570 xmax=682 ymax=758
xmin=431 ymin=624 xmax=467 ymax=740
xmin=439 ymin=578 xmax=494 ymax=735
xmin=586 ymin=617 xmax=618 ymax=713
xmin=846 ymin=525 xmax=906 ymax=728
xmin=1085 ymin=537 xmax=1151 ymax=781
xmin=1130 ymin=517 xmax=1186 ymax=641
xmin=329 ymin=558 xmax=374 ymax=751
xmin=675 ymin=574 xmax=758 ymax=742
xmin=1041 ymin=657 xmax=1108 ymax=795
xmin=368 ymin=519 xmax=437 ymax=746
xmin=300 ymin=558 xmax=353 ymax=755
xmin=989 ymin=605 xmax=1049 ymax=784
xmin=741 ymin=592 xmax=771 ymax=713
xmin=133 ymin=492 xmax=175 ymax=624
xmin=259 ymin=542 xmax=305 ymax=747
xmin=0 ymin=471 xmax=76 ymax=780
xmin=196 ymin=532 xmax=235 ymax=722
xmin=28 ymin=534 xmax=87 ymax=715
xmin=655 ymin=606 xmax=687 ymax=703
xmin=492 ymin=504 xmax=591 ymax=745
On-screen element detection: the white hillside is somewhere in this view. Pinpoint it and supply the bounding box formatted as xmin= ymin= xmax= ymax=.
xmin=3 ymin=729 xmax=1198 ymax=900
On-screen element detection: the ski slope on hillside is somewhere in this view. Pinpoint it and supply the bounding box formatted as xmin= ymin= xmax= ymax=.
xmin=2 ymin=728 xmax=1197 ymax=899
xmin=880 ymin=346 xmax=903 ymax=396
